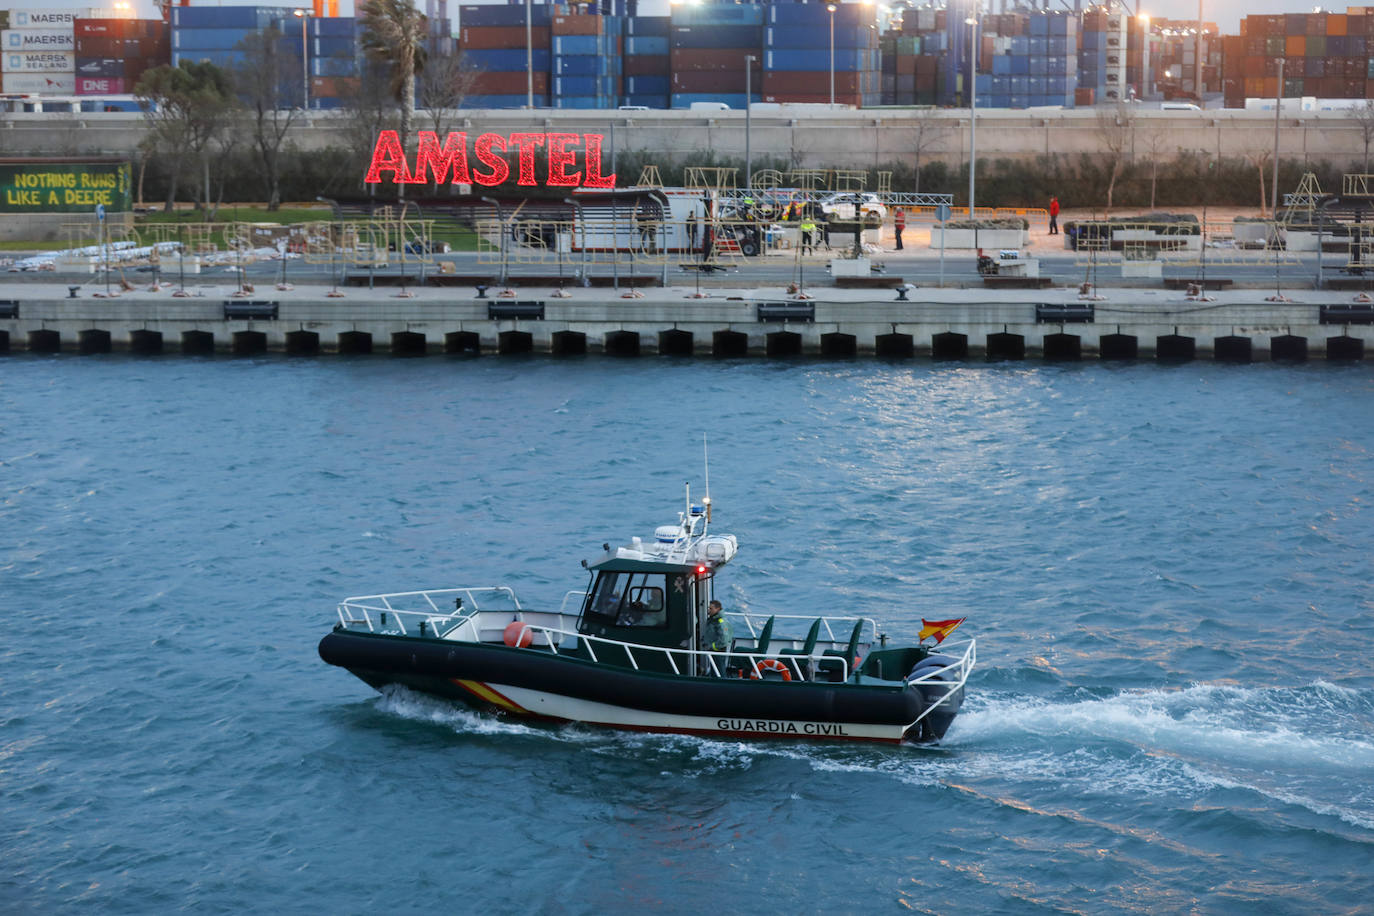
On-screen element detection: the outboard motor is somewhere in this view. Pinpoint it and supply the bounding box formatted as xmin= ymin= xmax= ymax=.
xmin=906 ymin=655 xmax=965 ymax=742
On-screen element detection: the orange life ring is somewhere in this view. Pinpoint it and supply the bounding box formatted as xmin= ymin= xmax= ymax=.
xmin=750 ymin=658 xmax=793 ymax=681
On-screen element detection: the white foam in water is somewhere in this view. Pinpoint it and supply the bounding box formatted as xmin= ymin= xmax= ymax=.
xmin=375 ymin=685 xmax=542 ymax=738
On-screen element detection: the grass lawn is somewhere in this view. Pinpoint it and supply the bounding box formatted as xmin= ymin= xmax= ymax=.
xmin=134 ymin=205 xmax=480 ymax=251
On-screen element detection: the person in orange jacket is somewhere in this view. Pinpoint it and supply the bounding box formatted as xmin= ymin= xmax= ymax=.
xmin=893 ymin=208 xmax=906 ymax=250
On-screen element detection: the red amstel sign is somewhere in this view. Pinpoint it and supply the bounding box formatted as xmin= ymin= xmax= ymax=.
xmin=364 ymin=130 xmax=616 ymax=189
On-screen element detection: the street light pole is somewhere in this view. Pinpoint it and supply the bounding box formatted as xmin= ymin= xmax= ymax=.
xmin=293 ymin=9 xmax=310 ymax=111
xmin=1272 ymin=57 xmax=1284 ymax=218
xmin=966 ymin=14 xmax=978 ymax=217
xmin=827 ymin=4 xmax=836 ymax=106
xmin=745 ymin=53 xmax=754 ymax=191
xmin=525 ymin=0 xmax=533 ymax=108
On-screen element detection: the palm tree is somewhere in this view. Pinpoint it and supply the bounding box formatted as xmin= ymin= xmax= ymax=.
xmin=358 ymin=0 xmax=429 ymax=151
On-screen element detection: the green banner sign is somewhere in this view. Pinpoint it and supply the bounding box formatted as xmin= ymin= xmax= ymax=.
xmin=0 ymin=160 xmax=132 ymax=213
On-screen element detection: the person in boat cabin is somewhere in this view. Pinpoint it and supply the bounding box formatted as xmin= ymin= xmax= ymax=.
xmin=703 ymin=600 xmax=732 ymax=652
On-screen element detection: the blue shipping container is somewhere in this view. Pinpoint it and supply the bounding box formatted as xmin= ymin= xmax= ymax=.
xmin=553 ymin=35 xmax=605 ymax=55
xmin=670 ymin=92 xmax=756 ymax=108
xmin=1029 ymin=56 xmax=1046 ymax=75
xmin=312 ymin=37 xmax=355 ymax=57
xmin=171 ymin=6 xmax=275 ymax=30
xmin=467 ymin=93 xmax=544 ymax=108
xmin=173 ymin=28 xmax=256 ymax=51
xmin=625 ymin=35 xmax=667 ymax=55
xmin=554 ymin=75 xmax=601 ymax=95
xmin=625 ymin=16 xmax=669 ymax=36
xmin=765 ymin=25 xmax=870 ymax=50
xmin=311 ymin=56 xmax=359 ymax=77
xmin=670 ymin=25 xmax=762 ymax=49
xmin=310 ymin=17 xmax=357 ymax=38
xmin=767 ymin=4 xmax=873 ymax=28
xmin=625 ymin=93 xmax=668 ymax=108
xmin=555 ymin=55 xmax=610 ymax=76
xmin=458 ymin=5 xmax=551 ymax=27
xmin=553 ymin=95 xmax=609 ymax=109
xmin=625 ymin=74 xmax=667 ymax=94
xmin=465 ymin=48 xmax=551 ymax=71
xmin=671 ymin=5 xmax=763 ymax=27
xmin=172 ymin=49 xmax=248 ymax=69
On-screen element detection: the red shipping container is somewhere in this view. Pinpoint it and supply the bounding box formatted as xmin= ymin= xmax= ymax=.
xmin=460 ymin=26 xmax=550 ymax=49
xmin=762 ymin=92 xmax=863 ymax=105
xmin=76 ymin=18 xmax=129 ymax=38
xmin=75 ymin=36 xmax=122 ymax=57
xmin=77 ymin=76 xmax=126 ymax=95
xmin=471 ymin=71 xmax=549 ymax=94
xmin=623 ymin=55 xmax=669 ymax=75
xmin=670 ymin=48 xmax=760 ymax=72
xmin=672 ymin=70 xmax=756 ymax=92
xmin=551 ymin=14 xmax=603 ymax=36
xmin=762 ymin=71 xmax=865 ymax=94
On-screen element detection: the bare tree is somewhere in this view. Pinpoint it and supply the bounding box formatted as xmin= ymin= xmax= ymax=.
xmin=1352 ymin=100 xmax=1374 ymax=174
xmin=1094 ymin=101 xmax=1135 ymax=214
xmin=135 ymin=61 xmax=239 ymax=215
xmin=1246 ymin=149 xmax=1274 ymax=216
xmin=909 ymin=109 xmax=951 ymax=195
xmin=418 ymin=48 xmax=479 ymax=136
xmin=1140 ymin=127 xmax=1169 ymax=210
xmin=235 ymin=27 xmax=303 ymax=210
xmin=336 ymin=59 xmax=399 ymax=196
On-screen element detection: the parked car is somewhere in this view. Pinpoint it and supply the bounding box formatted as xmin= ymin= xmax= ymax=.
xmin=818 ymin=192 xmax=887 ymax=223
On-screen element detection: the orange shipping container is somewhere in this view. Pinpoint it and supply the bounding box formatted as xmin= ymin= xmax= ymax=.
xmin=1285 ymin=35 xmax=1305 ymax=56
xmin=551 ymin=14 xmax=603 ymax=36
xmin=1329 ymin=13 xmax=1348 ymax=35
xmin=461 ymin=26 xmax=550 ymax=49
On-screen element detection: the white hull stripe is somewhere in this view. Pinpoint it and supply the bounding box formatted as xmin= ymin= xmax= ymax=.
xmin=462 ymin=680 xmax=907 ymax=742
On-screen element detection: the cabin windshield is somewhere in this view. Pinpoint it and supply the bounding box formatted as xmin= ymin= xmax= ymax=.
xmin=585 ymin=571 xmax=669 ymax=629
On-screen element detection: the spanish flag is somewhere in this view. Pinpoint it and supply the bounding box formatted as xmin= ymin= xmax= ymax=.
xmin=919 ymin=617 xmax=966 ymax=645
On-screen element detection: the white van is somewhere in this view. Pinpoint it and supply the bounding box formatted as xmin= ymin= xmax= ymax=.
xmin=688 ymin=101 xmax=730 ymax=111
xmin=1160 ymin=101 xmax=1201 ymax=110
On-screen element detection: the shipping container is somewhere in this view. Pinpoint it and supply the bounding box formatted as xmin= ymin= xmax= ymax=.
xmin=553 ymin=35 xmax=606 ymax=55
xmin=2 ymin=51 xmax=74 ymax=72
xmin=553 ymin=74 xmax=603 ymax=95
xmin=76 ymin=75 xmax=125 ymax=94
xmin=671 ymin=92 xmax=755 ymax=108
xmin=624 ymin=74 xmax=667 ymax=94
xmin=672 ymin=70 xmax=758 ymax=93
xmin=761 ymin=70 xmax=867 ymax=94
xmin=470 ymin=71 xmax=547 ymax=95
xmin=74 ymin=57 xmax=122 ymax=78
xmin=461 ymin=26 xmax=551 ymax=50
xmin=555 ymin=55 xmax=611 ymax=76
xmin=173 ymin=28 xmax=262 ymax=52
xmin=670 ymin=25 xmax=761 ymax=50
xmin=672 ymin=4 xmax=763 ymax=27
xmin=623 ymin=54 xmax=669 ymax=76
xmin=765 ymin=48 xmax=875 ymax=71
xmin=76 ymin=18 xmax=129 ymax=38
xmin=760 ymin=92 xmax=862 ymax=105
xmin=765 ymin=25 xmax=870 ymax=49
xmin=3 ymin=30 xmax=74 ymax=52
xmin=670 ymin=48 xmax=760 ymax=72
xmin=625 ymin=16 xmax=669 ymax=37
xmin=7 ymin=9 xmax=80 ymax=30
xmin=552 ymin=14 xmax=604 ymax=36
xmin=624 ymin=93 xmax=667 ymax=108
xmin=309 ymin=17 xmax=357 ymax=38
xmin=766 ymin=3 xmax=872 ymax=28
xmin=466 ymin=93 xmax=544 ymax=108
xmin=552 ymin=96 xmax=609 ymax=109
xmin=624 ymin=35 xmax=668 ymax=55
xmin=171 ymin=7 xmax=276 ymax=31
xmin=464 ymin=48 xmax=551 ymax=71
xmin=1 ymin=71 xmax=74 ymax=92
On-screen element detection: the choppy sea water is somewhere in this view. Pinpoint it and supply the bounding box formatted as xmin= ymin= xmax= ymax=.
xmin=3 ymin=354 xmax=1373 ymax=914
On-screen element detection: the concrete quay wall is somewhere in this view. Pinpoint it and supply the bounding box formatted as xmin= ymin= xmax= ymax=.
xmin=2 ymin=286 xmax=1370 ymax=361
xmin=2 ymin=107 xmax=1367 ymax=173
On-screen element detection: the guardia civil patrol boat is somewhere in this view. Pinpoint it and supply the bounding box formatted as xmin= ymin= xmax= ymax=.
xmin=318 ymin=488 xmax=975 ymax=744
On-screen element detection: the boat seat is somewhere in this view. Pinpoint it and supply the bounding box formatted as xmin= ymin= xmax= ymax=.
xmin=778 ymin=618 xmax=822 ymax=679
xmin=818 ymin=619 xmax=865 ymax=682
xmin=729 ymin=615 xmax=774 ymax=675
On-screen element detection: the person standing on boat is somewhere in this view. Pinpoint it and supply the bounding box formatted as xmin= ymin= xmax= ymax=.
xmin=703 ymin=600 xmax=732 ymax=653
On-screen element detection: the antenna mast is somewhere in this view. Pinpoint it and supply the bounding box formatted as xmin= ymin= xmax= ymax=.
xmin=702 ymin=434 xmax=712 ymax=522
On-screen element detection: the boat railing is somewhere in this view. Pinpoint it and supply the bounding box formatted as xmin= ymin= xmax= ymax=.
xmin=903 ymin=638 xmax=977 ymax=725
xmin=337 ymin=587 xmax=523 ymax=637
xmin=558 ymin=590 xmax=588 ymax=614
